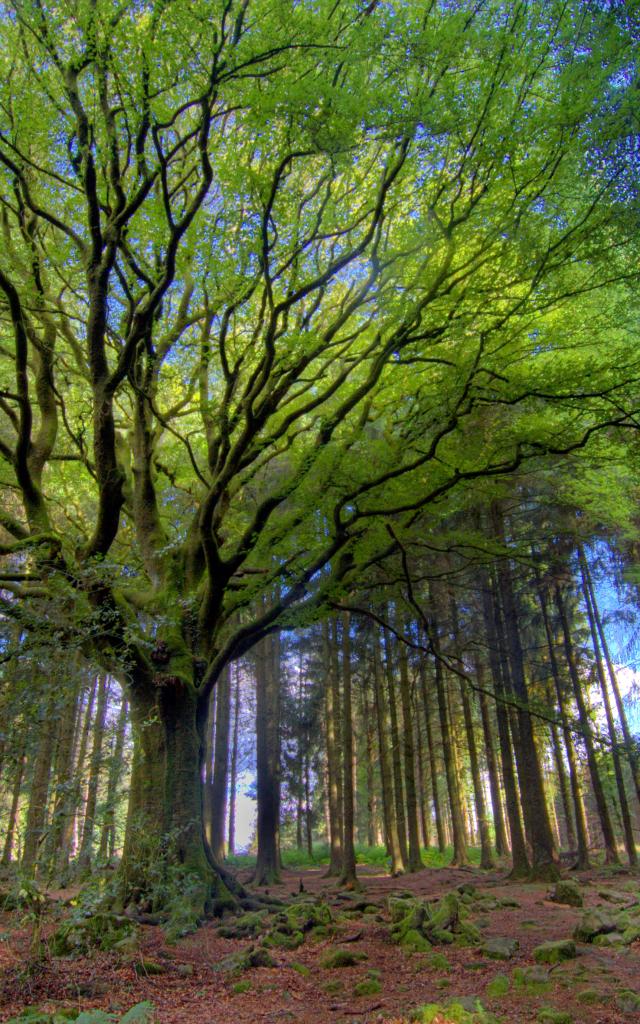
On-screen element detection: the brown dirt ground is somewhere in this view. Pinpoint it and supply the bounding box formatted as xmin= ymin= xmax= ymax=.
xmin=0 ymin=864 xmax=638 ymax=1023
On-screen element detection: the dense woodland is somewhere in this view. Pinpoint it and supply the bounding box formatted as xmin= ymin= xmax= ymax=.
xmin=0 ymin=1 xmax=639 ymax=1021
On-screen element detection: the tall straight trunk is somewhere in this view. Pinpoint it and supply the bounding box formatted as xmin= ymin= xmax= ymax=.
xmin=459 ymin=675 xmax=493 ymax=869
xmin=554 ymin=582 xmax=619 ymax=864
xmin=66 ymin=679 xmax=97 ymax=868
xmin=45 ymin=674 xmax=82 ymax=877
xmin=296 ymin=656 xmax=305 ymax=851
xmin=254 ymin=634 xmax=282 ymax=886
xmin=535 ymin=572 xmax=590 ymax=869
xmin=362 ymin=678 xmax=377 ymax=848
xmin=491 ymin=508 xmax=558 ymax=879
xmin=372 ymin=625 xmax=404 ymax=874
xmin=99 ymin=695 xmax=128 ymax=862
xmin=428 ymin=596 xmax=469 ymax=866
xmin=580 ymin=559 xmax=636 ymax=865
xmin=479 ymin=568 xmax=530 ymax=875
xmin=383 ymin=625 xmax=409 ymax=867
xmin=209 ymin=665 xmax=231 ymax=864
xmin=339 ymin=612 xmax=359 ymax=887
xmin=22 ymin=706 xmax=57 ymax=876
xmin=227 ymin=666 xmax=241 ymax=857
xmin=1 ymin=738 xmax=26 ymax=865
xmin=544 ymin=681 xmax=576 ymax=852
xmin=305 ymin=750 xmax=313 ymax=857
xmin=77 ymin=674 xmax=110 ymax=873
xmin=419 ymin=661 xmax=446 ymax=853
xmin=414 ymin=688 xmax=431 ymax=849
xmin=476 ymin=662 xmax=508 ymax=857
xmin=397 ymin=622 xmax=423 ymax=871
xmin=582 ymin=552 xmax=640 ymax=808
xmin=324 ymin=619 xmax=343 ymax=875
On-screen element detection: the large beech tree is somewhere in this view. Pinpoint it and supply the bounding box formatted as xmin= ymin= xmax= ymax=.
xmin=0 ymin=0 xmax=638 ymax=911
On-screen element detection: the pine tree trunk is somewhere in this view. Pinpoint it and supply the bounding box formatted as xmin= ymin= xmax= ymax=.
xmin=582 ymin=553 xmax=640 ymax=808
xmin=397 ymin=622 xmax=423 ymax=871
xmin=580 ymin=558 xmax=636 ymax=865
xmin=22 ymin=705 xmax=57 ymax=876
xmin=339 ymin=612 xmax=359 ymax=887
xmin=428 ymin=595 xmax=469 ymax=866
xmin=535 ymin=572 xmax=590 ymax=869
xmin=324 ymin=619 xmax=343 ymax=875
xmin=77 ymin=674 xmax=110 ymax=874
xmin=459 ymin=675 xmax=494 ymax=869
xmin=45 ymin=674 xmax=82 ymax=878
xmin=479 ymin=569 xmax=530 ymax=876
xmin=254 ymin=635 xmax=282 ymax=886
xmin=383 ymin=625 xmax=409 ymax=867
xmin=1 ymin=738 xmax=26 ymax=865
xmin=476 ymin=662 xmax=508 ymax=858
xmin=413 ymin=688 xmax=431 ymax=849
xmin=227 ymin=666 xmax=241 ymax=857
xmin=209 ymin=665 xmax=231 ymax=864
xmin=491 ymin=509 xmax=558 ymax=879
xmin=372 ymin=623 xmax=404 ymax=874
xmin=362 ymin=679 xmax=377 ymax=848
xmin=99 ymin=694 xmax=128 ymax=863
xmin=419 ymin=660 xmax=446 ymax=853
xmin=554 ymin=581 xmax=619 ymax=865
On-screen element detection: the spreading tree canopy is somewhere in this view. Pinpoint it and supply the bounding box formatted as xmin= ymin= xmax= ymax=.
xmin=0 ymin=0 xmax=638 ymax=907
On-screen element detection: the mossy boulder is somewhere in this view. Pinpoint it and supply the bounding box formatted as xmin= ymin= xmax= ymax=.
xmin=51 ymin=912 xmax=138 ymax=956
xmin=537 ymin=1008 xmax=572 ymax=1023
xmin=486 ymin=973 xmax=510 ymax=997
xmin=481 ymin=936 xmax=519 ymax=960
xmin=512 ymin=965 xmax=551 ymax=992
xmin=390 ymin=892 xmax=481 ymax=951
xmin=321 ymin=948 xmax=368 ymax=969
xmin=533 ymin=939 xmax=576 ymax=964
xmin=550 ymin=881 xmax=583 ymax=908
xmin=218 ymin=910 xmax=269 ymax=939
xmin=354 ymin=977 xmax=382 ymax=996
xmin=573 ymin=908 xmax=617 ymax=943
xmin=617 ymin=990 xmax=640 ymax=1014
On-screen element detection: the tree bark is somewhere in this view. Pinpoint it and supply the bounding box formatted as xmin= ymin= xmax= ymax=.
xmin=491 ymin=507 xmax=559 ymax=879
xmin=554 ymin=581 xmax=619 ymax=865
xmin=396 ymin=621 xmax=423 ymax=871
xmin=208 ymin=665 xmax=231 ymax=864
xmin=383 ymin=624 xmax=409 ymax=867
xmin=580 ymin=556 xmax=636 ymax=865
xmin=535 ymin=571 xmax=590 ymax=869
xmin=99 ymin=694 xmax=128 ymax=863
xmin=372 ymin=623 xmax=404 ymax=874
xmin=77 ymin=674 xmax=110 ymax=874
xmin=227 ymin=665 xmax=241 ymax=857
xmin=339 ymin=612 xmax=359 ymax=887
xmin=253 ymin=634 xmax=282 ymax=886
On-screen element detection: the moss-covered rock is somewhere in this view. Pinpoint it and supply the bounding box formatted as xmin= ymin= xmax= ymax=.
xmin=550 ymin=881 xmax=582 ymax=908
xmin=533 ymin=939 xmax=576 ymax=964
xmin=354 ymin=977 xmax=382 ymax=996
xmin=321 ymin=948 xmax=367 ymax=969
xmin=481 ymin=936 xmax=518 ymax=960
xmin=217 ymin=910 xmax=269 ymax=939
xmin=573 ymin=908 xmax=617 ymax=943
xmin=486 ymin=973 xmax=510 ymax=997
xmin=537 ymin=1008 xmax=572 ymax=1023
xmin=616 ymin=989 xmax=640 ymax=1014
xmin=389 ymin=892 xmax=481 ymax=952
xmin=50 ymin=912 xmax=138 ymax=957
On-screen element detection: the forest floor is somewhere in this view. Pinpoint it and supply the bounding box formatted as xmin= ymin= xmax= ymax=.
xmin=0 ymin=862 xmax=639 ymax=1023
